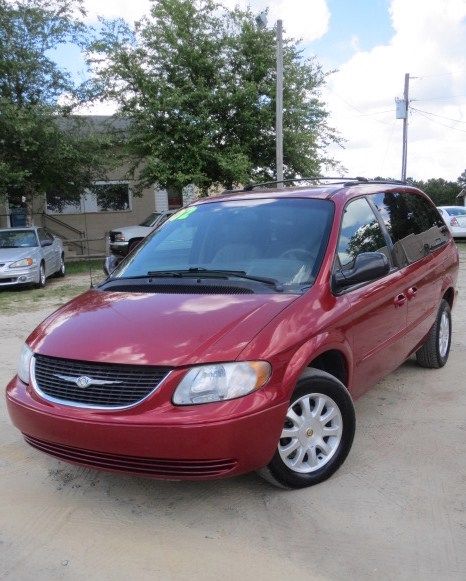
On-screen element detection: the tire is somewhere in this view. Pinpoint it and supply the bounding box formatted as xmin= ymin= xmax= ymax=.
xmin=416 ymin=299 xmax=451 ymax=369
xmin=258 ymin=368 xmax=356 ymax=489
xmin=36 ymin=262 xmax=46 ymax=288
xmin=55 ymin=254 xmax=66 ymax=278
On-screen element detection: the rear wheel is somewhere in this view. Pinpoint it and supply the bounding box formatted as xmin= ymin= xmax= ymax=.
xmin=55 ymin=254 xmax=65 ymax=278
xmin=258 ymin=368 xmax=355 ymax=489
xmin=416 ymin=299 xmax=451 ymax=368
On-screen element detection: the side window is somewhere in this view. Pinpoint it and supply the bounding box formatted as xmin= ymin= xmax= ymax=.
xmin=337 ymin=198 xmax=389 ymax=268
xmin=370 ymin=192 xmax=448 ymax=267
xmin=37 ymin=229 xmax=48 ymax=245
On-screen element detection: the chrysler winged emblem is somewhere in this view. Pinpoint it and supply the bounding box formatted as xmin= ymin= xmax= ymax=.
xmin=54 ymin=374 xmax=122 ymax=389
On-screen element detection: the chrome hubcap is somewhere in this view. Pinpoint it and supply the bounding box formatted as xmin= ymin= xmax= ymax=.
xmin=279 ymin=393 xmax=343 ymax=473
xmin=439 ymin=311 xmax=450 ymax=358
xmin=40 ymin=266 xmax=45 ymax=284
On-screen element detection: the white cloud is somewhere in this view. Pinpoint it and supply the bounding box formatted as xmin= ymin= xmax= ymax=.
xmin=83 ymin=0 xmax=330 ymax=40
xmin=222 ymin=0 xmax=330 ymax=42
xmin=324 ymin=0 xmax=466 ymax=181
xmin=83 ymin=0 xmax=152 ymax=23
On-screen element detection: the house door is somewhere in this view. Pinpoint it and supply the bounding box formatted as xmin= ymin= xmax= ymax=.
xmin=7 ymin=194 xmax=28 ymax=227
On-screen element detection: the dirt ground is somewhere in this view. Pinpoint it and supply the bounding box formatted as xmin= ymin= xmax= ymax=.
xmin=1 ymin=254 xmax=465 ymax=581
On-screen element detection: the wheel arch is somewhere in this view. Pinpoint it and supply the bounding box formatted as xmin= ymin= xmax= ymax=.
xmin=281 ymin=335 xmax=353 ymax=399
xmin=442 ymin=286 xmax=455 ymax=309
xmin=305 ymin=350 xmax=349 ymax=387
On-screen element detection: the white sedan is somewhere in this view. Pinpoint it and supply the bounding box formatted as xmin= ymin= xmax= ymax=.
xmin=0 ymin=227 xmax=65 ymax=288
xmin=437 ymin=206 xmax=466 ymax=239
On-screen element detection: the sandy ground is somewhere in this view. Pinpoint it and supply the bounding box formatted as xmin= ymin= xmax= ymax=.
xmin=0 ymin=255 xmax=465 ymax=581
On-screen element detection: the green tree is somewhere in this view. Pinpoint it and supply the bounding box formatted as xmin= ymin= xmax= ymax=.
xmin=410 ymin=178 xmax=461 ymax=206
xmin=457 ymin=169 xmax=466 ymax=189
xmin=89 ymin=0 xmax=341 ymax=195
xmin=0 ymin=0 xmax=112 ymax=222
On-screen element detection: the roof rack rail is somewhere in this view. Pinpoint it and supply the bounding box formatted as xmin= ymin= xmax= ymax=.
xmin=240 ymin=176 xmax=407 ymax=192
xmin=242 ymin=177 xmax=364 ymax=191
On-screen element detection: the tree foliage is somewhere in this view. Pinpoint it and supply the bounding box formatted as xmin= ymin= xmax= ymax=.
xmin=89 ymin=0 xmax=341 ymax=194
xmin=457 ymin=169 xmax=466 ymax=189
xmin=409 ymin=177 xmax=461 ymax=206
xmin=0 ymin=0 xmax=112 ymax=217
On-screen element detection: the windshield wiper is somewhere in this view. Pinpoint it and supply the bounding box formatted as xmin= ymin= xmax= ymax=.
xmin=146 ymin=268 xmax=283 ymax=291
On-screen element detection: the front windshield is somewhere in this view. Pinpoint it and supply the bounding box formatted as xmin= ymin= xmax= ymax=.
xmin=139 ymin=212 xmax=160 ymax=227
xmin=114 ymin=198 xmax=334 ymax=291
xmin=0 ymin=230 xmax=38 ymax=248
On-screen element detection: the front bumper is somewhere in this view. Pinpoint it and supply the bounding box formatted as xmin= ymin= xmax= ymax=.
xmin=0 ymin=265 xmax=39 ymax=287
xmin=6 ymin=374 xmax=288 ymax=480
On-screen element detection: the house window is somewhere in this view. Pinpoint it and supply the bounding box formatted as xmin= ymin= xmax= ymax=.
xmin=46 ymin=182 xmax=131 ymax=214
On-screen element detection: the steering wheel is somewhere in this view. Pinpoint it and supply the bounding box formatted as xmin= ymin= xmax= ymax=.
xmin=280 ymin=248 xmax=314 ymax=262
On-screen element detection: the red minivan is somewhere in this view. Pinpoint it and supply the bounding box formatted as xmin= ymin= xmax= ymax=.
xmin=6 ymin=179 xmax=458 ymax=489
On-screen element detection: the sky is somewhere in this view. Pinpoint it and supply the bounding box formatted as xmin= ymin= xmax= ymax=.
xmin=53 ymin=0 xmax=466 ymax=181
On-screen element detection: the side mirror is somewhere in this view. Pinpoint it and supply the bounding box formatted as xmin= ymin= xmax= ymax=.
xmin=41 ymin=240 xmax=53 ymax=247
xmin=333 ymin=251 xmax=390 ymax=291
xmin=103 ymin=255 xmax=119 ymax=276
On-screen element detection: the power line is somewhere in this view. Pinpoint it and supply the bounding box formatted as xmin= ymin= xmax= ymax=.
xmin=412 ymin=94 xmax=466 ymax=102
xmin=328 ymin=90 xmax=393 ymax=125
xmin=413 ymin=72 xmax=460 ymax=79
xmin=410 ymin=106 xmax=466 ymax=124
xmin=380 ymin=119 xmax=397 ymax=176
xmin=412 ymin=109 xmax=466 ymax=133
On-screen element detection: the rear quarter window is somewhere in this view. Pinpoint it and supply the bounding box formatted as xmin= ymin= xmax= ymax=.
xmin=370 ymin=192 xmax=448 ymax=267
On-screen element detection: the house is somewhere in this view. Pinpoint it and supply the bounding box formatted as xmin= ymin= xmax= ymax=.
xmin=456 ymin=188 xmax=466 ymax=206
xmin=0 ymin=116 xmax=184 ymax=256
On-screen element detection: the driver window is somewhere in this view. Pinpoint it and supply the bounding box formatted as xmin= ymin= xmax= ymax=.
xmin=337 ymin=198 xmax=388 ymax=268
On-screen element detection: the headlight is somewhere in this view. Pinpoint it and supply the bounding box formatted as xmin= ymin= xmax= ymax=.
xmin=17 ymin=344 xmax=33 ymax=384
xmin=173 ymin=361 xmax=271 ymax=405
xmin=114 ymin=232 xmax=125 ymax=241
xmin=9 ymin=258 xmax=33 ymax=268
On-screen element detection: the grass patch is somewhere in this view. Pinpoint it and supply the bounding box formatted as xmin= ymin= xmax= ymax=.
xmin=66 ymin=259 xmax=103 ymax=275
xmin=0 ymin=279 xmax=90 ymax=314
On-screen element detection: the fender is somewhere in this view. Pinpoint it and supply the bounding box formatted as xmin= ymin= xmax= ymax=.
xmin=281 ymin=331 xmax=354 ymax=398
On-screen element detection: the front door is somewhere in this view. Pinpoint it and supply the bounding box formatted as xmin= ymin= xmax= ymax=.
xmin=334 ymin=197 xmax=408 ymax=397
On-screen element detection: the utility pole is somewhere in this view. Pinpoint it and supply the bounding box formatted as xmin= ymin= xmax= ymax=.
xmin=401 ymin=73 xmax=410 ymax=181
xmin=276 ymin=19 xmax=284 ymax=184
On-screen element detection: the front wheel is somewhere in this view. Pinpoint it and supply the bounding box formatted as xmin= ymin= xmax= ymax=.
xmin=258 ymin=368 xmax=355 ymax=489
xmin=36 ymin=262 xmax=46 ymax=288
xmin=416 ymin=299 xmax=451 ymax=368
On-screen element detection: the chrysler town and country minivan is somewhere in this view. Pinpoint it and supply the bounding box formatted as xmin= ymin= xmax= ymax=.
xmin=6 ymin=179 xmax=458 ymax=489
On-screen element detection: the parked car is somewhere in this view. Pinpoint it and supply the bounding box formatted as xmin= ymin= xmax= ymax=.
xmin=0 ymin=227 xmax=65 ymax=288
xmin=108 ymin=210 xmax=175 ymax=256
xmin=6 ymin=180 xmax=458 ymax=489
xmin=437 ymin=206 xmax=466 ymax=238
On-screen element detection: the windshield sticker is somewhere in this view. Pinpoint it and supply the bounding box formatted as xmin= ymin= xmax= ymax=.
xmin=170 ymin=207 xmax=197 ymax=221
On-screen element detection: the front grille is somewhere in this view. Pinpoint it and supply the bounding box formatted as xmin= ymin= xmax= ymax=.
xmin=24 ymin=435 xmax=237 ymax=478
xmin=33 ymin=354 xmax=171 ymax=408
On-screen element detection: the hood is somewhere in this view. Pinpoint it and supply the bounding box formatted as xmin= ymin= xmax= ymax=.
xmin=28 ymin=289 xmax=299 ymax=366
xmin=113 ymin=225 xmax=152 ymax=237
xmin=0 ymin=247 xmax=37 ymax=263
